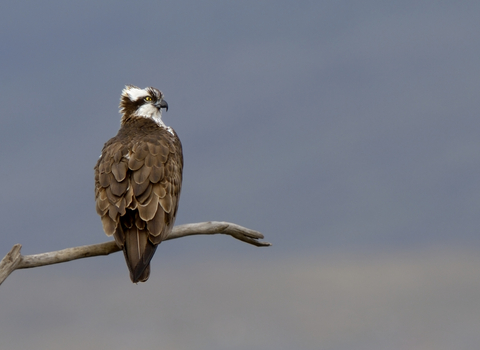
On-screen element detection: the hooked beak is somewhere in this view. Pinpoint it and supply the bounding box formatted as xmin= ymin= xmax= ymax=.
xmin=155 ymin=99 xmax=168 ymax=112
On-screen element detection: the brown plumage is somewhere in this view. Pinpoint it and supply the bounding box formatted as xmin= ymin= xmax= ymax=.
xmin=94 ymin=85 xmax=183 ymax=283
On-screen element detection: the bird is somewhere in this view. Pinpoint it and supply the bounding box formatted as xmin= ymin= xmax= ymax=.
xmin=94 ymin=85 xmax=183 ymax=283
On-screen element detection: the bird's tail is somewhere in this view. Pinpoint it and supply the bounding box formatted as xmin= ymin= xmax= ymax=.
xmin=115 ymin=225 xmax=157 ymax=283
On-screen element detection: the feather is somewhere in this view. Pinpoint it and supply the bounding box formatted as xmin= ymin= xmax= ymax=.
xmin=147 ymin=203 xmax=165 ymax=237
xmin=105 ymin=186 xmax=121 ymax=204
xmin=158 ymin=140 xmax=170 ymax=163
xmin=152 ymin=183 xmax=167 ymax=198
xmin=132 ymin=178 xmax=150 ymax=197
xmin=98 ymin=162 xmax=106 ymax=174
xmin=136 ymin=183 xmax=153 ymax=204
xmin=108 ymin=204 xmax=119 ymax=220
xmin=103 ymin=159 xmax=113 ymax=174
xmin=101 ymin=214 xmax=116 ymax=236
xmin=138 ymin=194 xmax=158 ymax=221
xmin=113 ymin=147 xmax=126 ymax=163
xmin=116 ymin=197 xmax=126 ymax=216
xmin=111 ymin=161 xmax=128 ymax=182
xmin=123 ymin=227 xmax=157 ymax=283
xmin=95 ymin=202 xmax=108 ymax=216
xmin=99 ymin=171 xmax=114 ymax=188
xmin=149 ymin=232 xmax=164 ymax=245
xmin=98 ymin=187 xmax=108 ymax=200
xmin=133 ymin=165 xmax=152 ymax=184
xmin=96 ymin=196 xmax=109 ymax=215
xmin=110 ymin=177 xmax=129 ymax=196
xmin=144 ymin=153 xmax=156 ymax=167
xmin=147 ymin=142 xmax=162 ymax=156
xmin=135 ymin=212 xmax=146 ymax=230
xmin=159 ymin=193 xmax=172 ymax=213
xmin=149 ymin=165 xmax=164 ymax=183
xmin=113 ymin=223 xmax=125 ymax=245
xmin=133 ymin=143 xmax=149 ymax=161
xmin=124 ymin=182 xmax=134 ymax=207
xmin=128 ymin=156 xmax=144 ymax=171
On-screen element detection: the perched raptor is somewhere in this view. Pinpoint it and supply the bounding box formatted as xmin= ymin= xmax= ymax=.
xmin=94 ymin=85 xmax=183 ymax=283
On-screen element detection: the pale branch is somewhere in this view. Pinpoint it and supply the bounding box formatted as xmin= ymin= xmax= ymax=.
xmin=0 ymin=221 xmax=270 ymax=286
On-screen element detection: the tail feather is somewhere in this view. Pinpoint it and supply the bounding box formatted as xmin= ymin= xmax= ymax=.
xmin=122 ymin=226 xmax=157 ymax=283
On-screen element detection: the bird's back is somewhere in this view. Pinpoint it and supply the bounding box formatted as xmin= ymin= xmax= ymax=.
xmin=95 ymin=117 xmax=183 ymax=282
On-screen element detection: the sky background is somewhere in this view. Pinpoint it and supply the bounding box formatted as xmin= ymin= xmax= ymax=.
xmin=1 ymin=1 xmax=480 ymax=349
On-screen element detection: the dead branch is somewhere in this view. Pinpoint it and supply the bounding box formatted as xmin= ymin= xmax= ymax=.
xmin=0 ymin=221 xmax=270 ymax=286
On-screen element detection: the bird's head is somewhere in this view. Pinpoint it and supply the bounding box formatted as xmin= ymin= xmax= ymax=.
xmin=119 ymin=85 xmax=169 ymax=126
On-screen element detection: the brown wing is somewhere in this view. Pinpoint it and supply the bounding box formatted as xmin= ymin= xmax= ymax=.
xmin=94 ymin=128 xmax=183 ymax=282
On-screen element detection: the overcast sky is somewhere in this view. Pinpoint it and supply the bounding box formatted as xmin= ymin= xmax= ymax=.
xmin=1 ymin=1 xmax=480 ymax=349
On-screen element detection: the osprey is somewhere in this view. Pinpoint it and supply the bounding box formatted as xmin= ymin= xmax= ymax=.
xmin=94 ymin=85 xmax=183 ymax=283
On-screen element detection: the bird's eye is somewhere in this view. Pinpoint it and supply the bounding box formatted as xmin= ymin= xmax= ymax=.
xmin=144 ymin=96 xmax=152 ymax=102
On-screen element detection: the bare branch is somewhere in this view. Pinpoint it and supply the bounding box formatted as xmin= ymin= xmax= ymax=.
xmin=166 ymin=221 xmax=270 ymax=247
xmin=0 ymin=244 xmax=22 ymax=285
xmin=0 ymin=221 xmax=270 ymax=286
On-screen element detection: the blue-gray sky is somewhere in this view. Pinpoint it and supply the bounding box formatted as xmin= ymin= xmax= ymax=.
xmin=1 ymin=1 xmax=480 ymax=349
